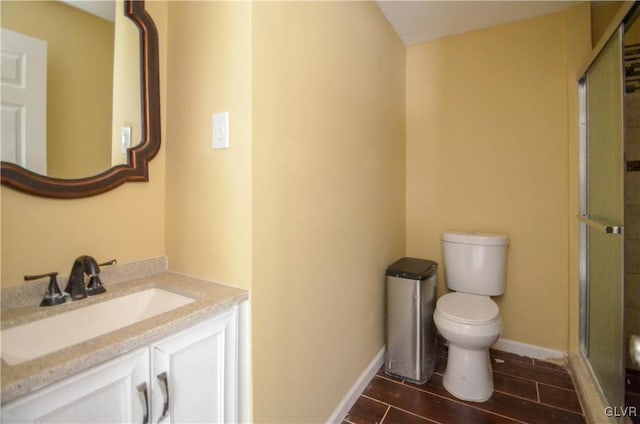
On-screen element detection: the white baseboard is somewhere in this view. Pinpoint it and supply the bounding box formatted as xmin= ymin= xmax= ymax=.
xmin=328 ymin=338 xmax=565 ymax=423
xmin=492 ymin=337 xmax=566 ymax=362
xmin=326 ymin=346 xmax=385 ymax=424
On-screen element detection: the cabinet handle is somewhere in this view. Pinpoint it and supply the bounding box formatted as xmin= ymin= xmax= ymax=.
xmin=136 ymin=382 xmax=149 ymax=424
xmin=157 ymin=372 xmax=170 ymax=422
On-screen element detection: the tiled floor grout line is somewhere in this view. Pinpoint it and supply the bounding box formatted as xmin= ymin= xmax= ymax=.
xmin=398 ymin=373 xmax=584 ymax=419
xmin=536 ymin=380 xmax=582 ymax=393
xmin=492 ymin=369 xmax=577 ymax=391
xmin=379 ymin=375 xmax=530 ymax=424
xmin=349 ymin=349 xmax=587 ymax=424
xmin=399 ymin=362 xmax=580 ymax=394
xmin=377 ymin=404 xmax=390 ymax=424
xmin=538 ymin=371 xmax=588 ymax=416
xmin=359 ymin=394 xmax=441 ymax=424
xmin=492 ymin=388 xmax=542 ymax=405
xmin=438 ymin=367 xmax=580 ymax=402
xmin=492 ymin=370 xmax=572 ymax=392
xmin=533 ymin=360 xmax=568 ymax=371
xmin=537 ymin=400 xmax=585 ymax=416
xmin=361 ymin=393 xmax=391 ymax=407
xmin=492 ymin=361 xmax=574 ymax=375
xmin=489 ymin=386 xmax=584 ymax=416
xmin=383 ymin=405 xmax=443 ymax=424
xmin=355 ymin=384 xmax=579 ymax=424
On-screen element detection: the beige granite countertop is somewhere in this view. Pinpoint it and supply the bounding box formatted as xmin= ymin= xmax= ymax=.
xmin=1 ymin=261 xmax=248 ymax=405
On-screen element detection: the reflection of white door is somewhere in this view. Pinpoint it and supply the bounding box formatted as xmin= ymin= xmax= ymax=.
xmin=1 ymin=28 xmax=47 ymax=175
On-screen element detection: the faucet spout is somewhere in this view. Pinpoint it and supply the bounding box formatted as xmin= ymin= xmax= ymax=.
xmin=64 ymin=256 xmax=116 ymax=300
xmin=83 ymin=256 xmax=100 ymax=277
xmin=64 ymin=256 xmax=88 ymax=300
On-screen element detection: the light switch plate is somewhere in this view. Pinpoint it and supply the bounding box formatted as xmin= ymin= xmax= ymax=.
xmin=212 ymin=112 xmax=229 ymax=150
xmin=121 ymin=126 xmax=132 ymax=154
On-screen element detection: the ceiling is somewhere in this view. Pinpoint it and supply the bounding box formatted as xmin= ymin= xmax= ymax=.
xmin=61 ymin=0 xmax=115 ymax=22
xmin=376 ymin=1 xmax=582 ymax=46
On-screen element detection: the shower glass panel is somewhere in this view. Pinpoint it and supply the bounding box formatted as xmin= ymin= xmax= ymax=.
xmin=581 ymin=27 xmax=625 ymax=413
xmin=587 ymin=228 xmax=624 ymax=410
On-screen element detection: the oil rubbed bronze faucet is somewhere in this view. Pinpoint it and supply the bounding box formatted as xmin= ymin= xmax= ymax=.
xmin=24 ymin=272 xmax=68 ymax=306
xmin=64 ymin=256 xmax=117 ymax=300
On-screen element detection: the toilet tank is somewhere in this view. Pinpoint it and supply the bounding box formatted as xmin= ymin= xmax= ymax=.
xmin=442 ymin=231 xmax=509 ymax=296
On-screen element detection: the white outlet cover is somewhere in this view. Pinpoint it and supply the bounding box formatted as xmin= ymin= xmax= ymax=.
xmin=212 ymin=112 xmax=229 ymax=149
xmin=121 ymin=126 xmax=132 ymax=154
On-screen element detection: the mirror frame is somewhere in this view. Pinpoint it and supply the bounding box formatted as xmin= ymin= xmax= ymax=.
xmin=0 ymin=0 xmax=160 ymax=199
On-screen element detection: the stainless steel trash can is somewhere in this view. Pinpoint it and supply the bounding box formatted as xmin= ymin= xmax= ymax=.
xmin=385 ymin=257 xmax=438 ymax=384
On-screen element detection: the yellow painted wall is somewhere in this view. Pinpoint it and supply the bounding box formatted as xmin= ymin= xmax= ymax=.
xmin=1 ymin=1 xmax=114 ymax=178
xmin=1 ymin=1 xmax=595 ymax=421
xmin=628 ymin=15 xmax=640 ymax=44
xmin=251 ymin=2 xmax=405 ymax=421
xmin=164 ymin=0 xmax=253 ymax=290
xmin=163 ymin=2 xmax=404 ymax=421
xmin=591 ymin=1 xmax=624 ymax=46
xmin=406 ymin=12 xmax=573 ymax=351
xmin=0 ymin=1 xmax=168 ymax=287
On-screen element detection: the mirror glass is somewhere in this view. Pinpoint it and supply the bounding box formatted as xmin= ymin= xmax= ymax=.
xmin=0 ymin=0 xmax=141 ymax=179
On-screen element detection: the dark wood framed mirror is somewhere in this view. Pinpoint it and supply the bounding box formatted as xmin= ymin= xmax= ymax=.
xmin=0 ymin=0 xmax=160 ymax=199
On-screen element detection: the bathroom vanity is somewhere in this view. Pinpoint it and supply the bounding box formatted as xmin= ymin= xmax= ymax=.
xmin=0 ymin=259 xmax=250 ymax=423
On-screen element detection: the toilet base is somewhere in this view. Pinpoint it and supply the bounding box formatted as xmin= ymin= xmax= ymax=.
xmin=442 ymin=344 xmax=494 ymax=402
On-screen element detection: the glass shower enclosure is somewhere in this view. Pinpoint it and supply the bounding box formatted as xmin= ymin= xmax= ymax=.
xmin=578 ymin=26 xmax=625 ymax=416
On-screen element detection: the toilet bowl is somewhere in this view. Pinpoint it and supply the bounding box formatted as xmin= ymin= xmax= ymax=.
xmin=434 ymin=292 xmax=502 ymax=402
xmin=434 ymin=231 xmax=509 ymax=402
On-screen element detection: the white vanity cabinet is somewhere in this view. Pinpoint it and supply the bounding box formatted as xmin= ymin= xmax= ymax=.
xmin=1 ymin=348 xmax=150 ymax=423
xmin=1 ymin=305 xmax=240 ymax=424
xmin=150 ymin=306 xmax=238 ymax=424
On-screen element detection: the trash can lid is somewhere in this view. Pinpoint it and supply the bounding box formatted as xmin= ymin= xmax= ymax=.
xmin=386 ymin=257 xmax=438 ymax=280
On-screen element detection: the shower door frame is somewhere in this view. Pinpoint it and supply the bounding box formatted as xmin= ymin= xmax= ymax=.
xmin=577 ymin=3 xmax=640 ymax=415
xmin=578 ymin=29 xmax=626 ymax=358
xmin=578 ymin=27 xmax=626 ymax=411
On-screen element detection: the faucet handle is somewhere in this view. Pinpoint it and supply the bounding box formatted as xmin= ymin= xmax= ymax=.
xmin=86 ymin=275 xmax=106 ymax=296
xmin=25 ymin=272 xmax=69 ymax=307
xmin=86 ymin=258 xmax=117 ymax=296
xmin=83 ymin=258 xmax=117 ymax=277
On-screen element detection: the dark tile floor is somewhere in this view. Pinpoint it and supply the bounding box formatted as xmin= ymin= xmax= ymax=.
xmin=345 ymin=343 xmax=586 ymax=424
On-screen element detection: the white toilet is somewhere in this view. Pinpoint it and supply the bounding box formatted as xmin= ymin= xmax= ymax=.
xmin=433 ymin=231 xmax=509 ymax=402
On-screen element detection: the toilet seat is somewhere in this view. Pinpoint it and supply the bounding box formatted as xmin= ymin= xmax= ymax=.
xmin=436 ymin=292 xmax=500 ymax=325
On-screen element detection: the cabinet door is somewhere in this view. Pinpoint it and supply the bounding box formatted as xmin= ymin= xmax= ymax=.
xmin=151 ymin=306 xmax=238 ymax=424
xmin=1 ymin=348 xmax=150 ymax=424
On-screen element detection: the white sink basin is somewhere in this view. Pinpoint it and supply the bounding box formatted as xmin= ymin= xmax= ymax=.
xmin=1 ymin=288 xmax=194 ymax=365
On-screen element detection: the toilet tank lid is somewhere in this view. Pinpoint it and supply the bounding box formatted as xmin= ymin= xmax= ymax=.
xmin=442 ymin=231 xmax=509 ymax=246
